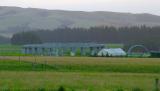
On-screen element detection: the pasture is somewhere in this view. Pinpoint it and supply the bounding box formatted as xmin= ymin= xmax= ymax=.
xmin=0 ymin=57 xmax=160 ymax=90
xmin=2 ymin=57 xmax=160 ymax=73
xmin=0 ymin=71 xmax=159 ymax=91
xmin=0 ymin=44 xmax=23 ymax=56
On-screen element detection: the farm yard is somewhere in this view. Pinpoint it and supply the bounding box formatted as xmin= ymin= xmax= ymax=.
xmin=0 ymin=44 xmax=159 ymax=91
xmin=0 ymin=2 xmax=160 ymax=91
xmin=0 ymin=57 xmax=160 ymax=91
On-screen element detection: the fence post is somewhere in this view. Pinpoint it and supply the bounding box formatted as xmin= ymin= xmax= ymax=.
xmin=155 ymin=78 xmax=159 ymax=91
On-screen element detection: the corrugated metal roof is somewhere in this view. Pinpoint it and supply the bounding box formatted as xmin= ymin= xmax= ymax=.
xmin=23 ymin=43 xmax=105 ymax=48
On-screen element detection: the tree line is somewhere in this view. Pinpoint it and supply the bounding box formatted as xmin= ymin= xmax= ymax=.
xmin=11 ymin=26 xmax=160 ymax=51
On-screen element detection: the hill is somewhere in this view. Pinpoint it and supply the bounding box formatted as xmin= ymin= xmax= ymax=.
xmin=0 ymin=35 xmax=10 ymax=44
xmin=1 ymin=6 xmax=160 ymax=37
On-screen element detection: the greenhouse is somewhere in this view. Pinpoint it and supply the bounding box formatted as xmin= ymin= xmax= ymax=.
xmin=97 ymin=48 xmax=126 ymax=57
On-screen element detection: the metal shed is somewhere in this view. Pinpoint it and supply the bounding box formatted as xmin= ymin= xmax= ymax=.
xmin=22 ymin=43 xmax=105 ymax=56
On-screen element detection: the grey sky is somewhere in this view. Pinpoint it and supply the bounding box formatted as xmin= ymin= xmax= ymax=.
xmin=0 ymin=0 xmax=160 ymax=15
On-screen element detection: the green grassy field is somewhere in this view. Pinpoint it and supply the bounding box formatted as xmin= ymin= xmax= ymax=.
xmin=2 ymin=57 xmax=160 ymax=73
xmin=0 ymin=71 xmax=159 ymax=91
xmin=0 ymin=57 xmax=160 ymax=91
xmin=0 ymin=60 xmax=53 ymax=71
xmin=0 ymin=44 xmax=24 ymax=56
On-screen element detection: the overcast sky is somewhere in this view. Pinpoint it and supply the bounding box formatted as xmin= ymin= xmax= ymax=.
xmin=0 ymin=0 xmax=160 ymax=15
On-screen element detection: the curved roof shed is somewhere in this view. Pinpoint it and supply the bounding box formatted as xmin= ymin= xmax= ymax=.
xmin=98 ymin=48 xmax=126 ymax=57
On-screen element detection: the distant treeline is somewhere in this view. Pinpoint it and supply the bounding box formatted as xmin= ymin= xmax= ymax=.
xmin=11 ymin=26 xmax=160 ymax=51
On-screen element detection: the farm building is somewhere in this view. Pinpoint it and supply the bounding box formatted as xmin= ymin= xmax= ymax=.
xmin=97 ymin=48 xmax=126 ymax=57
xmin=22 ymin=43 xmax=106 ymax=56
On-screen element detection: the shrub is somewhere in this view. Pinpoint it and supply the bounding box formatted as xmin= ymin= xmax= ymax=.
xmin=38 ymin=88 xmax=46 ymax=91
xmin=132 ymin=87 xmax=143 ymax=91
xmin=116 ymin=88 xmax=124 ymax=91
xmin=58 ymin=86 xmax=65 ymax=91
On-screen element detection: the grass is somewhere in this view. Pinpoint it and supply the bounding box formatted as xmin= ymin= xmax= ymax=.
xmin=0 ymin=60 xmax=53 ymax=71
xmin=2 ymin=57 xmax=160 ymax=73
xmin=0 ymin=44 xmax=24 ymax=56
xmin=0 ymin=57 xmax=160 ymax=90
xmin=0 ymin=44 xmax=21 ymax=50
xmin=0 ymin=72 xmax=159 ymax=91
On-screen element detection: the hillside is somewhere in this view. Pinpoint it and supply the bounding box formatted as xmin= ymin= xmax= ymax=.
xmin=1 ymin=6 xmax=160 ymax=37
xmin=0 ymin=35 xmax=10 ymax=44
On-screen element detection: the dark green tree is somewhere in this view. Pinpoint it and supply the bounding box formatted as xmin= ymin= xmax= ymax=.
xmin=11 ymin=32 xmax=42 ymax=45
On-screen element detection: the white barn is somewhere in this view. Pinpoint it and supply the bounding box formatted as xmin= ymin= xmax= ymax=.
xmin=97 ymin=48 xmax=126 ymax=57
